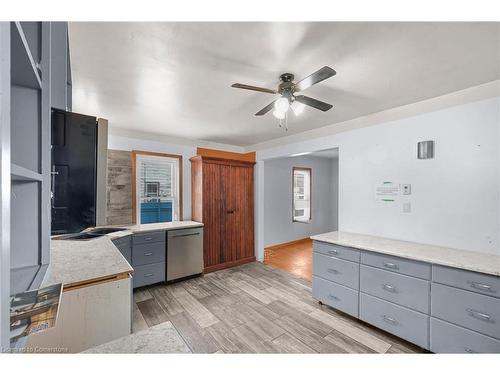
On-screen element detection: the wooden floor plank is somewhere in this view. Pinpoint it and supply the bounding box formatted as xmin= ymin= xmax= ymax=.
xmin=234 ymin=280 xmax=277 ymax=304
xmin=169 ymin=312 xmax=220 ymax=353
xmin=136 ymin=298 xmax=169 ymax=327
xmin=232 ymin=324 xmax=278 ymax=353
xmin=198 ymin=295 xmax=247 ymax=329
xmin=133 ymin=288 xmax=153 ymax=303
xmin=205 ymin=322 xmax=253 ymax=353
xmin=324 ymin=331 xmax=376 ymax=354
xmin=150 ymin=285 xmax=184 ymax=316
xmin=274 ymin=315 xmax=348 ymax=353
xmin=168 ymin=284 xmax=220 ymax=328
xmin=132 ymin=303 xmax=149 ymax=333
xmin=272 ymin=333 xmax=316 ymax=354
xmin=309 ymin=309 xmax=391 ymax=353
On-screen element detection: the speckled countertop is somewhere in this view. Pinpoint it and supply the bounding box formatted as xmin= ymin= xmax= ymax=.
xmin=82 ymin=322 xmax=191 ymax=353
xmin=311 ymin=231 xmax=500 ymax=277
xmin=45 ymin=221 xmax=203 ymax=288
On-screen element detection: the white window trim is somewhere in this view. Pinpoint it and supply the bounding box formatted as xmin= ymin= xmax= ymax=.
xmin=135 ymin=154 xmax=180 ymax=224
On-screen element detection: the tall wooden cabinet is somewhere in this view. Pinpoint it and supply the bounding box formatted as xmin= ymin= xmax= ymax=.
xmin=191 ymin=156 xmax=255 ymax=272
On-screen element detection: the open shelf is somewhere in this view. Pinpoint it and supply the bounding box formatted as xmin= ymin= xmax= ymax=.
xmin=11 ymin=163 xmax=43 ymax=182
xmin=11 ymin=22 xmax=42 ymax=90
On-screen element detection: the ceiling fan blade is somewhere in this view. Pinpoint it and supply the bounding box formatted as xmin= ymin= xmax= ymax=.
xmin=255 ymin=100 xmax=277 ymax=116
xmin=294 ymin=95 xmax=333 ymax=112
xmin=295 ymin=66 xmax=336 ymax=92
xmin=231 ymin=83 xmax=277 ymax=94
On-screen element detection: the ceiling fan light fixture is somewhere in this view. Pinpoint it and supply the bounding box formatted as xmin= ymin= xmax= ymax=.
xmin=291 ymin=101 xmax=305 ymax=116
xmin=273 ymin=110 xmax=286 ymax=120
xmin=274 ymin=97 xmax=290 ymax=113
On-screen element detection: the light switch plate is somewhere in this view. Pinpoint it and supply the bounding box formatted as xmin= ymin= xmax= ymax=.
xmin=402 ymin=184 xmax=411 ymax=195
xmin=403 ymin=202 xmax=411 ymax=213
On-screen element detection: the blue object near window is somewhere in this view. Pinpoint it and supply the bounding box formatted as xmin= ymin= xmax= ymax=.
xmin=140 ymin=201 xmax=173 ymax=224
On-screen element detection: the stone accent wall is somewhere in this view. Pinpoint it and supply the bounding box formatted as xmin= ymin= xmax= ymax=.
xmin=106 ymin=150 xmax=133 ymax=225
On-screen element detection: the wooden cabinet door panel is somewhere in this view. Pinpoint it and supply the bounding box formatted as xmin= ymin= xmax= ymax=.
xmin=202 ymin=162 xmax=223 ymax=267
xmin=235 ymin=165 xmax=254 ymax=259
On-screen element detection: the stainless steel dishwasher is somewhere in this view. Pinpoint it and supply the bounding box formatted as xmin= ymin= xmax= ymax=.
xmin=166 ymin=227 xmax=204 ymax=281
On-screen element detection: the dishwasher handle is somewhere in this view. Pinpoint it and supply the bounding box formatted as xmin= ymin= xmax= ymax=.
xmin=170 ymin=232 xmax=201 ymax=238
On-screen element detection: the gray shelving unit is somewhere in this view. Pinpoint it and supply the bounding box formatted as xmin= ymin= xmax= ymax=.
xmin=10 ymin=21 xmax=51 ymax=295
xmin=0 ymin=21 xmax=71 ymax=350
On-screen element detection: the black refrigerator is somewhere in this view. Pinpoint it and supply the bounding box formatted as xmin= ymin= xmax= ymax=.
xmin=51 ymin=109 xmax=98 ymax=234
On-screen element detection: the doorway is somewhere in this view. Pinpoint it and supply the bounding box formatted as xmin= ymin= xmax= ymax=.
xmin=263 ymin=148 xmax=339 ymax=280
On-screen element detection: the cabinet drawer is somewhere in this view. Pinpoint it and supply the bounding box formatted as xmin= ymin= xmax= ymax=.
xmin=360 ymin=265 xmax=430 ymax=313
xmin=133 ymin=262 xmax=165 ymax=288
xmin=313 ymin=241 xmax=360 ymax=263
xmin=432 ymin=265 xmax=500 ymax=298
xmin=132 ymin=242 xmax=166 ymax=266
xmin=313 ymin=252 xmax=359 ymax=289
xmin=361 ymin=251 xmax=431 ymax=280
xmin=312 ymin=276 xmax=359 ymax=317
xmin=430 ymin=318 xmax=500 ymax=353
xmin=360 ymin=293 xmax=429 ymax=349
xmin=132 ymin=231 xmax=165 ymax=245
xmin=431 ymin=283 xmax=500 ymax=339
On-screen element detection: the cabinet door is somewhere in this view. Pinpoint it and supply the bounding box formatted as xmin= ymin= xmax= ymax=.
xmin=234 ymin=165 xmax=254 ymax=260
xmin=221 ymin=165 xmax=236 ymax=263
xmin=222 ymin=165 xmax=254 ymax=262
xmin=202 ymin=162 xmax=223 ymax=267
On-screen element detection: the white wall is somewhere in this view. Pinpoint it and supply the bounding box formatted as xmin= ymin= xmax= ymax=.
xmin=256 ymin=97 xmax=500 ymax=257
xmin=264 ymin=155 xmax=338 ymax=247
xmin=108 ymin=135 xmax=196 ymax=220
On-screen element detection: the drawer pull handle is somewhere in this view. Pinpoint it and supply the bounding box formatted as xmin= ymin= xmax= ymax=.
xmin=383 ymin=262 xmax=399 ymax=270
xmin=466 ymin=308 xmax=492 ymax=322
xmin=144 ymin=237 xmax=153 ymax=241
xmin=328 ymin=269 xmax=340 ymax=274
xmin=469 ymin=281 xmax=495 ymax=293
xmin=382 ymin=284 xmax=397 ymax=293
xmin=328 ymin=294 xmax=339 ymax=301
xmin=382 ymin=314 xmax=398 ymax=325
xmin=464 ymin=347 xmax=477 ymax=354
xmin=144 ymin=252 xmax=154 ymax=256
xmin=144 ymin=273 xmax=154 ymax=277
xmin=328 ymin=250 xmax=338 ymax=256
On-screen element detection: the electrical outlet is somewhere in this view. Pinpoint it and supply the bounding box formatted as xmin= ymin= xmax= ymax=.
xmin=403 ymin=202 xmax=411 ymax=213
xmin=402 ymin=184 xmax=411 ymax=195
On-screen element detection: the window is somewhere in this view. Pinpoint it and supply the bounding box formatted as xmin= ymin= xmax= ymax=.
xmin=292 ymin=167 xmax=311 ymax=222
xmin=132 ymin=151 xmax=183 ymax=224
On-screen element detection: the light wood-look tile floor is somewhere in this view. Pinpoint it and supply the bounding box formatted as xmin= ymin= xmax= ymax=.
xmin=133 ymin=262 xmax=427 ymax=353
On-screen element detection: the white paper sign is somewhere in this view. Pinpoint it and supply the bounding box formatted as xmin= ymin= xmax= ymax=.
xmin=375 ymin=181 xmax=399 ymax=202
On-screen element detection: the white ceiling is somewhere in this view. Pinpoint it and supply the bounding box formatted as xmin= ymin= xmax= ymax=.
xmin=69 ymin=22 xmax=500 ymax=147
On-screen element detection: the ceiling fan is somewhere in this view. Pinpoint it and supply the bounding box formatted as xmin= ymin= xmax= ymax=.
xmin=231 ymin=66 xmax=336 ymax=119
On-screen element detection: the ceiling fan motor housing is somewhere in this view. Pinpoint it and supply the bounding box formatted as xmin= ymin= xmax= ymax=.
xmin=278 ymin=73 xmax=296 ymax=97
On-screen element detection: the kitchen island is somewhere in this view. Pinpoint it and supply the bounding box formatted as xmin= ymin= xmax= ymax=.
xmin=311 ymin=231 xmax=500 ymax=353
xmin=27 ymin=221 xmax=203 ymax=353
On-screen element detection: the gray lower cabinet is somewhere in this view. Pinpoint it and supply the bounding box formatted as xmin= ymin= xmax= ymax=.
xmin=430 ymin=318 xmax=500 ymax=353
xmin=312 ymin=276 xmax=359 ymax=317
xmin=359 ymin=293 xmax=429 ymax=349
xmin=312 ymin=240 xmax=500 ymax=353
xmin=133 ymin=262 xmax=166 ymax=288
xmin=130 ymin=231 xmax=166 ymax=289
xmin=431 ymin=283 xmax=500 ymax=340
xmin=360 ymin=264 xmax=430 ymax=314
xmin=313 ymin=252 xmax=359 ymax=289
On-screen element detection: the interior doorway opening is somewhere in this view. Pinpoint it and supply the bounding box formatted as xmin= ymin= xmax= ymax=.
xmin=263 ymin=148 xmax=339 ymax=280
